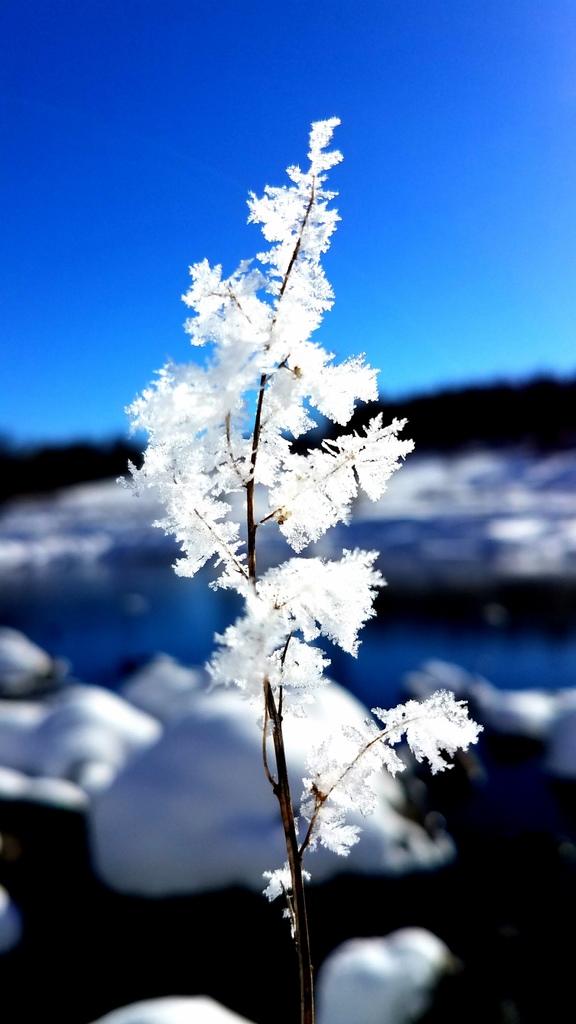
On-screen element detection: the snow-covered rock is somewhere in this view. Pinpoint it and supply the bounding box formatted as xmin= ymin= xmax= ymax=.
xmin=90 ymin=996 xmax=253 ymax=1024
xmin=545 ymin=693 xmax=576 ymax=779
xmin=0 ymin=885 xmax=22 ymax=954
xmin=405 ymin=660 xmax=477 ymax=701
xmin=472 ymin=681 xmax=560 ymax=741
xmin=0 ymin=627 xmax=65 ymax=696
xmin=121 ymin=655 xmax=205 ymax=722
xmin=88 ymin=933 xmax=453 ymax=1019
xmin=0 ymin=686 xmax=160 ymax=794
xmin=317 ymin=928 xmax=453 ymax=1024
xmin=0 ymin=764 xmax=87 ymax=809
xmin=89 ymin=931 xmax=454 ymax=1024
xmin=406 ymin=659 xmax=576 ymax=742
xmin=90 ymin=682 xmax=454 ymax=896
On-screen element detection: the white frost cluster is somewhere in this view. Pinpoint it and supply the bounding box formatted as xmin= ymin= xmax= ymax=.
xmin=269 ymin=415 xmax=414 ymax=551
xmin=263 ymin=862 xmax=311 ymax=903
xmin=127 ymin=119 xmax=406 ymax=590
xmin=299 ymin=690 xmax=482 ymax=859
xmin=208 ymin=551 xmax=382 ymax=700
xmin=127 ymin=120 xmax=481 ymax=896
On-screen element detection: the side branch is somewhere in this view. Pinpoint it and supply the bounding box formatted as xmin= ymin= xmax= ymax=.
xmin=192 ymin=507 xmax=248 ymax=581
xmin=298 ymin=714 xmax=437 ymax=858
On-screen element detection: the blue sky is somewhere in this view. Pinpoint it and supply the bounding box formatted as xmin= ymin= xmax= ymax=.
xmin=1 ymin=0 xmax=575 ymax=443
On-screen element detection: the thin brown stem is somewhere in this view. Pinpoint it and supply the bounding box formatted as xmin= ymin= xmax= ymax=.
xmin=277 ymin=183 xmax=316 ymax=301
xmin=246 ymin=371 xmax=268 ymax=581
xmin=265 ymin=678 xmax=314 ymax=1024
xmin=262 ymin=695 xmax=278 ymax=790
xmin=244 ymin=179 xmax=318 ymax=1024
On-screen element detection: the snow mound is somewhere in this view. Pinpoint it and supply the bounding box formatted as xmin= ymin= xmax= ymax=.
xmin=472 ymin=681 xmax=560 ymax=741
xmin=317 ymin=928 xmax=453 ymax=1024
xmin=0 ymin=885 xmax=22 ymax=954
xmin=90 ymin=681 xmax=454 ymax=896
xmin=545 ymin=693 xmax=576 ymax=779
xmin=0 ymin=627 xmax=65 ymax=696
xmin=0 ymin=764 xmax=87 ymax=810
xmin=0 ymin=686 xmax=160 ymax=794
xmin=90 ymin=996 xmax=253 ymax=1024
xmin=121 ymin=654 xmax=205 ymax=722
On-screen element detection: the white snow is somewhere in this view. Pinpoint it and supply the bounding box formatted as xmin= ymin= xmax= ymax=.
xmin=90 ymin=996 xmax=253 ymax=1024
xmin=405 ymin=659 xmax=576 ymax=741
xmin=121 ymin=655 xmax=205 ymax=722
xmin=545 ymin=694 xmax=576 ymax=779
xmin=0 ymin=627 xmax=64 ymax=695
xmin=0 ymin=479 xmax=166 ymax=572
xmin=3 ymin=448 xmax=576 ymax=585
xmin=317 ymin=928 xmax=453 ymax=1024
xmin=0 ymin=764 xmax=87 ymax=809
xmin=405 ymin=657 xmax=576 ymax=779
xmin=0 ymin=640 xmax=454 ymax=895
xmin=0 ymin=685 xmax=160 ymax=793
xmin=472 ymin=681 xmax=560 ymax=741
xmin=89 ymin=680 xmax=454 ymax=896
xmin=0 ymin=885 xmax=22 ymax=954
xmin=88 ymin=930 xmax=453 ymax=1024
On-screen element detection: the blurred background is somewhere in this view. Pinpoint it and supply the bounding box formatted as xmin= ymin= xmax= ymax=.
xmin=1 ymin=2 xmax=576 ymax=1023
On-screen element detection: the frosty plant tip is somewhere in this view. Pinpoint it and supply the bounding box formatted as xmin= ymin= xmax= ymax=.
xmin=126 ymin=118 xmax=481 ymax=1024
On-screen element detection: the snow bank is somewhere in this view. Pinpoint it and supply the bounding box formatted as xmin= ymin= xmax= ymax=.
xmin=3 ymin=448 xmax=576 ymax=585
xmin=317 ymin=928 xmax=453 ymax=1024
xmin=0 ymin=479 xmax=167 ymax=572
xmin=89 ymin=681 xmax=454 ymax=896
xmin=90 ymin=997 xmax=253 ymax=1024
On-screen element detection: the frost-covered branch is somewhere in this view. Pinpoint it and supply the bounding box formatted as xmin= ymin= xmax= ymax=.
xmin=298 ymin=690 xmax=482 ymax=858
xmin=127 ymin=118 xmax=481 ymax=1024
xmin=265 ymin=414 xmax=414 ymax=551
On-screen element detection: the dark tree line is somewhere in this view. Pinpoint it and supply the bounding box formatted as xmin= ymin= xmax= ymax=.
xmin=322 ymin=374 xmax=576 ymax=453
xmin=2 ymin=375 xmax=575 ymax=502
xmin=0 ymin=439 xmax=142 ymax=503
